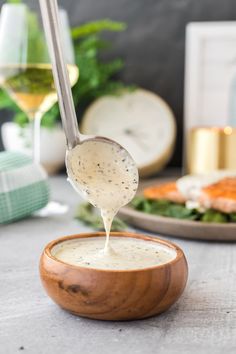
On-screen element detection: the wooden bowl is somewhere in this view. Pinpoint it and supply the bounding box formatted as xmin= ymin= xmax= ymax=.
xmin=39 ymin=232 xmax=188 ymax=321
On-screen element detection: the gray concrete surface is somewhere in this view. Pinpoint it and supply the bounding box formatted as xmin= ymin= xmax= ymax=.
xmin=1 ymin=176 xmax=236 ymax=354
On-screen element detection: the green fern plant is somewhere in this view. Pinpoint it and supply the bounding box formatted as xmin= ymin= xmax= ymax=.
xmin=0 ymin=18 xmax=131 ymax=128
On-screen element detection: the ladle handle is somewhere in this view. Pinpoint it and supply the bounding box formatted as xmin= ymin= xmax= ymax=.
xmin=39 ymin=0 xmax=80 ymax=149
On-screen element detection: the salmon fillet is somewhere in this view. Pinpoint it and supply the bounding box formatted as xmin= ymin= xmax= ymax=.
xmin=199 ymin=177 xmax=236 ymax=213
xmin=143 ymin=182 xmax=186 ymax=204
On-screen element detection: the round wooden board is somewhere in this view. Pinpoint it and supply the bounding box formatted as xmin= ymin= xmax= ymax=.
xmin=118 ymin=178 xmax=236 ymax=242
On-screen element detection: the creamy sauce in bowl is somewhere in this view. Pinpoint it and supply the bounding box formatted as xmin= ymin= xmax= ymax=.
xmin=66 ymin=139 xmax=139 ymax=251
xmin=51 ymin=236 xmax=177 ymax=270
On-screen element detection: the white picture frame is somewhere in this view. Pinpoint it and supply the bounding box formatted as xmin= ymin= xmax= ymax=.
xmin=184 ymin=21 xmax=236 ymax=131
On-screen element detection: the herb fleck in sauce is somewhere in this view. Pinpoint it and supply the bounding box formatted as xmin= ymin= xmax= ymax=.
xmin=66 ymin=139 xmax=139 ymax=253
xmin=52 ymin=237 xmax=176 ymax=270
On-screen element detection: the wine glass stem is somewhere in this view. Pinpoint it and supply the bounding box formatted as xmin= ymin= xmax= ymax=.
xmin=32 ymin=112 xmax=42 ymax=164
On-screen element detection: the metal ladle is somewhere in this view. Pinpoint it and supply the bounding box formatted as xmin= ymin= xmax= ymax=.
xmin=39 ymin=0 xmax=138 ymax=209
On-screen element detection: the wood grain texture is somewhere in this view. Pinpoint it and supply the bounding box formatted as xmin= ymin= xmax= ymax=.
xmin=40 ymin=232 xmax=188 ymax=320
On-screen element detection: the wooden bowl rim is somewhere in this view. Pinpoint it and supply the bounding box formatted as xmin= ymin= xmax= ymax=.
xmin=43 ymin=232 xmax=186 ymax=273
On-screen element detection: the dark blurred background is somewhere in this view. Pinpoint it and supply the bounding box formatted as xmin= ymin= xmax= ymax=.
xmin=0 ymin=0 xmax=236 ymax=166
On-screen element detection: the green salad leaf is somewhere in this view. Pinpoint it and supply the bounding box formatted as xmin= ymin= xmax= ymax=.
xmin=230 ymin=213 xmax=236 ymax=222
xmin=131 ymin=196 xmax=236 ymax=223
xmin=200 ymin=209 xmax=228 ymax=223
xmin=166 ymin=204 xmax=199 ymax=220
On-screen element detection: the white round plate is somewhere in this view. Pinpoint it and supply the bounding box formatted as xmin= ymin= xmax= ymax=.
xmin=119 ymin=178 xmax=236 ymax=241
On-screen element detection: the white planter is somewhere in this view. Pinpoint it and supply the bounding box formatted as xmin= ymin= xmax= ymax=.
xmin=1 ymin=122 xmax=66 ymax=174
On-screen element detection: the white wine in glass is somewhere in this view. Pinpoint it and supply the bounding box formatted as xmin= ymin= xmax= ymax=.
xmin=0 ymin=2 xmax=79 ymax=216
xmin=0 ymin=63 xmax=78 ymax=121
xmin=0 ymin=3 xmax=79 ymax=163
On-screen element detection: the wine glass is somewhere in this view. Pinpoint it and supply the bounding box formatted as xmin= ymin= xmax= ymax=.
xmin=0 ymin=1 xmax=79 ymax=216
xmin=0 ymin=1 xmax=79 ymax=164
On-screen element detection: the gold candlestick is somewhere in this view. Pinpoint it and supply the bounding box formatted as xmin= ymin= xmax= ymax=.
xmin=187 ymin=126 xmax=236 ymax=174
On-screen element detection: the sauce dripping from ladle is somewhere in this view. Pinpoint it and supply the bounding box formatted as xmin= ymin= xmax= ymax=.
xmin=39 ymin=0 xmax=139 ymax=252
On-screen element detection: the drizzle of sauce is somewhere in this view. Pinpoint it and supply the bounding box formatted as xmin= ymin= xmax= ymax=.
xmin=66 ymin=139 xmax=139 ymax=253
xmin=52 ymin=237 xmax=176 ymax=270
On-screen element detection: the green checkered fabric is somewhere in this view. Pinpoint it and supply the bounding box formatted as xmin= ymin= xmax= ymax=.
xmin=0 ymin=151 xmax=49 ymax=223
